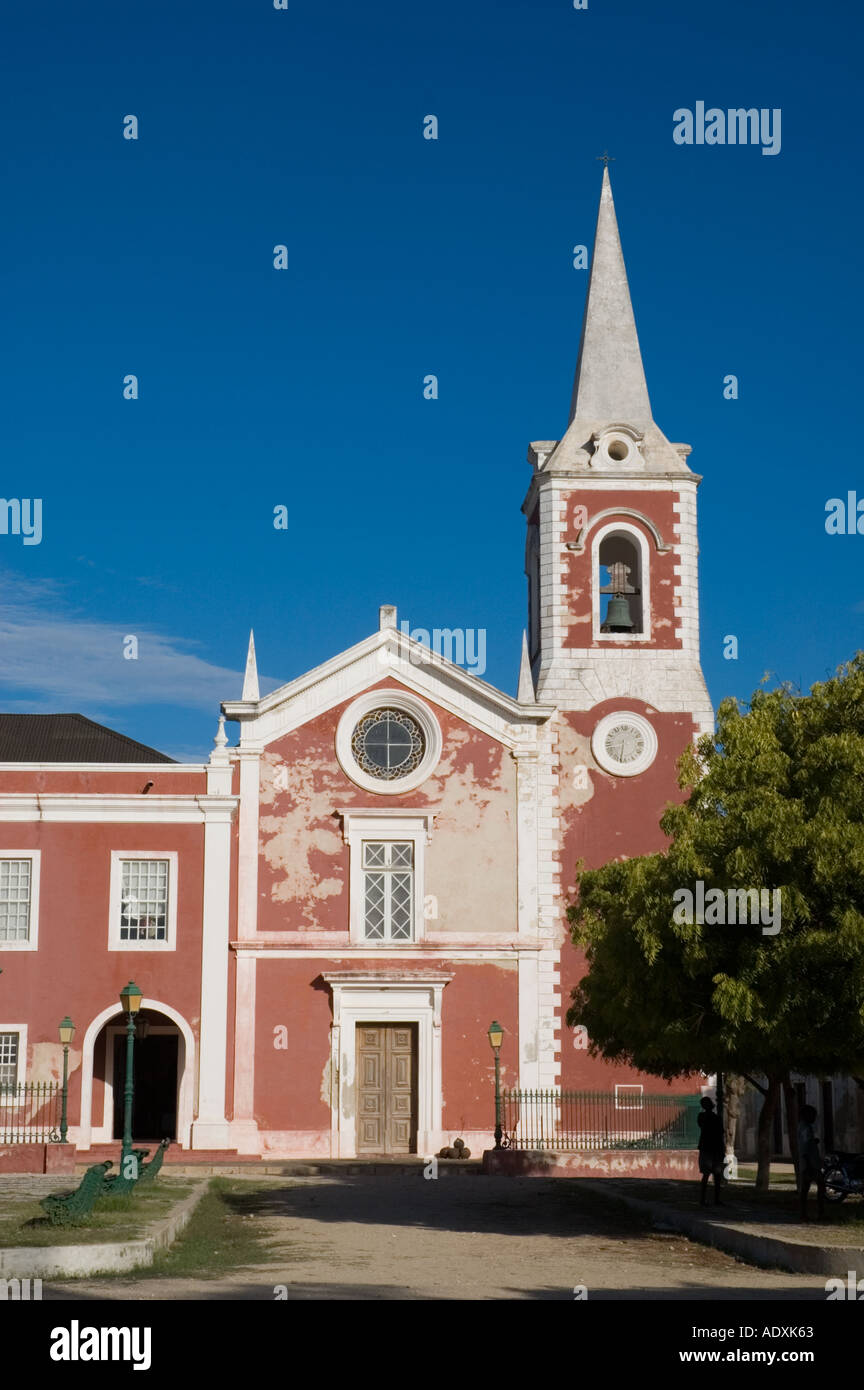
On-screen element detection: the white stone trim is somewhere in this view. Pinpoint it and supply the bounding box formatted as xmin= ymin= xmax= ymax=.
xmin=340 ymin=811 xmax=434 ymax=944
xmin=571 ymin=506 xmax=671 ymax=554
xmin=0 ymin=795 xmax=237 ymax=824
xmin=0 ymin=763 xmax=205 ymax=772
xmin=335 ymin=690 xmax=442 ymax=795
xmin=591 ymin=711 xmax=658 ymax=777
xmin=190 ymin=808 xmax=233 ymax=1149
xmin=615 ymin=1083 xmax=644 ymax=1109
xmin=224 ymin=634 xmax=553 ymax=760
xmin=322 ymin=973 xmax=451 ymax=1157
xmin=0 ymin=849 xmax=40 ymax=952
xmin=107 ymin=850 xmax=178 ymax=953
xmin=515 ymin=756 xmax=539 ymax=941
xmin=235 ymin=750 xmax=261 ymax=940
xmin=229 ymin=952 xmax=259 ymax=1153
xmin=518 ymin=955 xmax=541 ymax=1089
xmin=75 ymin=999 xmax=195 ymax=1150
xmin=229 ymin=945 xmax=535 ymax=960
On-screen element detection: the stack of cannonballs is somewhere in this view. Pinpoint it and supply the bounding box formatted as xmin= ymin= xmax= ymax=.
xmin=437 ymin=1137 xmax=471 ymax=1159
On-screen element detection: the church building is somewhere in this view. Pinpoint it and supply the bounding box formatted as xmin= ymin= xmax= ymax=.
xmin=0 ymin=171 xmax=715 ymax=1160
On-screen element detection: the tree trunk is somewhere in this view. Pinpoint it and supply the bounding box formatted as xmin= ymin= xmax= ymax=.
xmin=783 ymin=1075 xmax=800 ymax=1181
xmin=723 ymin=1073 xmax=746 ymax=1167
xmin=755 ymin=1075 xmax=782 ymax=1191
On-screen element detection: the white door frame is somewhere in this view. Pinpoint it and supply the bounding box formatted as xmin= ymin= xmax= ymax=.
xmin=322 ymin=972 xmax=452 ymax=1159
xmin=74 ymin=999 xmax=195 ymax=1150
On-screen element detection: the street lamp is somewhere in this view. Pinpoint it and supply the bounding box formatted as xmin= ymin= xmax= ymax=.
xmin=119 ymin=981 xmax=143 ymax=1175
xmin=58 ymin=1016 xmax=75 ymax=1144
xmin=487 ymin=1020 xmax=505 ymax=1149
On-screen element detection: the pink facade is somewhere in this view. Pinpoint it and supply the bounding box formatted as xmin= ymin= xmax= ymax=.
xmin=0 ymin=171 xmax=714 ymax=1159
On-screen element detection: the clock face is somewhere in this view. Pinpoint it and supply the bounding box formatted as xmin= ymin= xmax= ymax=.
xmin=591 ymin=712 xmax=657 ymax=777
xmin=604 ymin=722 xmax=645 ymax=766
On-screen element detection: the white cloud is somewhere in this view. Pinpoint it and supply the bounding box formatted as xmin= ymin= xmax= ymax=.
xmin=0 ymin=574 xmax=276 ymax=712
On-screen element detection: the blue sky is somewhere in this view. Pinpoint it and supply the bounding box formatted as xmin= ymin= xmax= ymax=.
xmin=0 ymin=0 xmax=860 ymax=760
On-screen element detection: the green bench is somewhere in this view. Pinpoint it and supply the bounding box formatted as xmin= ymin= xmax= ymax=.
xmin=136 ymin=1136 xmax=170 ymax=1186
xmin=40 ymin=1161 xmax=113 ymax=1227
xmin=102 ymin=1147 xmax=149 ymax=1197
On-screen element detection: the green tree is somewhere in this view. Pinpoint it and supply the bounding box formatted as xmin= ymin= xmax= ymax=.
xmin=567 ymin=656 xmax=864 ymax=1189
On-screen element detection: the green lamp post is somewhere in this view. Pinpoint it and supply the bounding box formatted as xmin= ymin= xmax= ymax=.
xmin=58 ymin=1016 xmax=75 ymax=1143
xmin=488 ymin=1020 xmax=505 ymax=1149
xmin=119 ymin=981 xmax=143 ymax=1175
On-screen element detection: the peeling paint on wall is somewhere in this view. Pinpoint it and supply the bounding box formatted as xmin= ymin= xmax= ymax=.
xmin=259 ymin=750 xmax=347 ymax=925
xmin=319 ymin=1055 xmax=332 ymax=1108
xmin=256 ymin=684 xmax=518 ymax=934
xmin=421 ymin=732 xmax=517 ymax=934
xmin=30 ymin=1043 xmax=79 ymax=1085
xmin=556 ymin=717 xmax=596 ymax=814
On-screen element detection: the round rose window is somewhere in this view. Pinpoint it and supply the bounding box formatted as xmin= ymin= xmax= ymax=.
xmin=350 ymin=707 xmax=426 ymax=781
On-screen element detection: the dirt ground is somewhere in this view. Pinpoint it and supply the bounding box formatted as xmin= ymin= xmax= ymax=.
xmin=45 ymin=1175 xmax=828 ymax=1301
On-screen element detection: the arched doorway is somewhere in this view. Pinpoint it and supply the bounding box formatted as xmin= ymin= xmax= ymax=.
xmin=76 ymin=999 xmax=195 ymax=1150
xmin=108 ymin=1011 xmax=179 ymax=1141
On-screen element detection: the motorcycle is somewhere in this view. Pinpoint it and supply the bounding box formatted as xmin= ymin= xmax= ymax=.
xmin=822 ymin=1150 xmax=864 ymax=1203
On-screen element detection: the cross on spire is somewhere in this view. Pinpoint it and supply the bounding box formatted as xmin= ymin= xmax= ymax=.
xmin=596 ymin=150 xmax=615 ymax=166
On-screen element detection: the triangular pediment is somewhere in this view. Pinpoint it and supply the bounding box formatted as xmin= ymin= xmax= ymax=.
xmin=221 ymin=621 xmax=553 ymax=750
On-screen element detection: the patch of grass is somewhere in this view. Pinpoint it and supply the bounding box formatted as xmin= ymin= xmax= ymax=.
xmin=132 ymin=1179 xmax=280 ymax=1280
xmin=735 ymin=1165 xmax=797 ymax=1186
xmin=0 ymin=1179 xmax=194 ymax=1247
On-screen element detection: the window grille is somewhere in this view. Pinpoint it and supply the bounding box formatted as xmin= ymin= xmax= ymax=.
xmin=0 ymin=860 xmax=31 ymax=942
xmin=120 ymin=859 xmax=169 ymax=942
xmin=362 ymin=841 xmax=414 ymax=941
xmin=0 ymin=1032 xmax=19 ymax=1088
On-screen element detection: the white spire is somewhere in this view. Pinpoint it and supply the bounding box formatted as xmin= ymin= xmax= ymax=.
xmin=569 ymin=168 xmax=652 ymax=426
xmin=517 ymin=632 xmax=535 ymax=703
xmin=242 ymin=630 xmax=260 ymax=701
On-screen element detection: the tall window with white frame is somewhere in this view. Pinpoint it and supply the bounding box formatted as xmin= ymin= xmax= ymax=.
xmin=0 ymin=859 xmax=31 ymax=943
xmin=0 ymin=1032 xmax=19 ymax=1088
xmin=362 ymin=841 xmax=414 ymax=942
xmin=120 ymin=859 xmax=169 ymax=943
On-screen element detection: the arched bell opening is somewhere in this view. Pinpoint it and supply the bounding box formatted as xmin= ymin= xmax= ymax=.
xmin=596 ymin=529 xmax=645 ymax=635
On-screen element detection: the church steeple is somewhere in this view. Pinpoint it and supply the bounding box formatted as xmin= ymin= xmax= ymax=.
xmin=521 ymin=163 xmax=713 ymax=735
xmin=568 ymin=168 xmax=652 ymax=428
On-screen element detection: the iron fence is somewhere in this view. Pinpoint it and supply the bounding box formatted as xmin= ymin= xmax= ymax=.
xmin=501 ymin=1088 xmax=701 ymax=1151
xmin=0 ymin=1082 xmax=62 ymax=1143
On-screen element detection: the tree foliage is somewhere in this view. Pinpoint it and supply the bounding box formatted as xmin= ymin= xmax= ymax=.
xmin=567 ymin=656 xmax=864 ymax=1174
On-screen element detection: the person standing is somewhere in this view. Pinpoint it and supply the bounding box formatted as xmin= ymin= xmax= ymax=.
xmin=797 ymin=1103 xmax=826 ymax=1220
xmin=697 ymin=1097 xmax=725 ymax=1206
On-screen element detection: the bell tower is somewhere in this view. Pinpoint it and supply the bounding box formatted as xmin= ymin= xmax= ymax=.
xmin=521 ymin=168 xmax=713 ymax=1093
xmin=522 ymin=168 xmax=713 ymax=734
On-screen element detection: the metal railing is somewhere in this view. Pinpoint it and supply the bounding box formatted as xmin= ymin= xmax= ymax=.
xmin=501 ymin=1089 xmax=701 ymax=1151
xmin=0 ymin=1082 xmax=62 ymax=1143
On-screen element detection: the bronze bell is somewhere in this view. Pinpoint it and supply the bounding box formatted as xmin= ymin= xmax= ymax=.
xmin=603 ymin=594 xmax=634 ymax=631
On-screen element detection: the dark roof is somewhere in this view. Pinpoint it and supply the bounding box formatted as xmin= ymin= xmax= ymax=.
xmin=0 ymin=714 xmax=176 ymax=764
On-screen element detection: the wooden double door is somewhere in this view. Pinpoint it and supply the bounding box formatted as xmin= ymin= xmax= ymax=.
xmin=356 ymin=1023 xmax=418 ymax=1155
